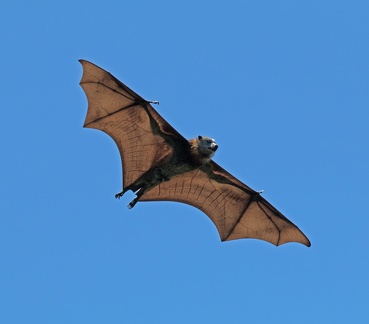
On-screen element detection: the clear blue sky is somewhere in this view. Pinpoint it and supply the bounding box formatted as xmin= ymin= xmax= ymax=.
xmin=1 ymin=1 xmax=368 ymax=323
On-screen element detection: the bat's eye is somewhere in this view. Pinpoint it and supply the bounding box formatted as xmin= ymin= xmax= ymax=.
xmin=206 ymin=140 xmax=212 ymax=144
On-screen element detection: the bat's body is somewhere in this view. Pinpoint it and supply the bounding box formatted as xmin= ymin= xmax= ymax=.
xmin=79 ymin=60 xmax=311 ymax=247
xmin=115 ymin=136 xmax=217 ymax=208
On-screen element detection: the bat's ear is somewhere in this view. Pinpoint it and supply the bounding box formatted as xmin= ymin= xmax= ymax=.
xmin=198 ymin=135 xmax=202 ymax=140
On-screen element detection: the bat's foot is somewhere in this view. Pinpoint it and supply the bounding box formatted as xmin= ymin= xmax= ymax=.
xmin=128 ymin=197 xmax=138 ymax=209
xmin=115 ymin=190 xmax=125 ymax=199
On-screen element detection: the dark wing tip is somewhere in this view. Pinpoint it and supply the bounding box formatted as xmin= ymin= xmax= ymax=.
xmin=301 ymin=234 xmax=311 ymax=247
xmin=78 ymin=59 xmax=88 ymax=67
xmin=79 ymin=58 xmax=90 ymax=64
xmin=275 ymin=231 xmax=311 ymax=247
xmin=303 ymin=237 xmax=312 ymax=247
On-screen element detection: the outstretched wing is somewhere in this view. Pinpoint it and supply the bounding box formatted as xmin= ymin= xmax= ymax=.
xmin=79 ymin=60 xmax=187 ymax=189
xmin=140 ymin=161 xmax=310 ymax=246
xmin=79 ymin=60 xmax=310 ymax=246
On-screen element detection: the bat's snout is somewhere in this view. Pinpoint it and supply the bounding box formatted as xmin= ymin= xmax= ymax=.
xmin=212 ymin=144 xmax=218 ymax=152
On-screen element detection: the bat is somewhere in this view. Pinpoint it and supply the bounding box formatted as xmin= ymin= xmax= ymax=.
xmin=79 ymin=60 xmax=311 ymax=247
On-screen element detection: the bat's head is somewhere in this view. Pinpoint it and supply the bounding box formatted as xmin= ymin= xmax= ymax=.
xmin=197 ymin=135 xmax=218 ymax=159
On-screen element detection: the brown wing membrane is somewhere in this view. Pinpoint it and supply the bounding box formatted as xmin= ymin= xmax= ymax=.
xmin=141 ymin=161 xmax=311 ymax=246
xmin=80 ymin=60 xmax=310 ymax=247
xmin=79 ymin=60 xmax=186 ymax=188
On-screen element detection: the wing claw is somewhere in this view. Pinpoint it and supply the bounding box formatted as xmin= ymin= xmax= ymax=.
xmin=147 ymin=100 xmax=159 ymax=105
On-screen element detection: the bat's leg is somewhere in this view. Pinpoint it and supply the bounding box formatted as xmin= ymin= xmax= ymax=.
xmin=115 ymin=187 xmax=129 ymax=199
xmin=117 ymin=168 xmax=165 ymax=206
xmin=115 ymin=182 xmax=143 ymax=199
xmin=115 ymin=185 xmax=144 ymax=208
xmin=115 ymin=173 xmax=151 ymax=199
xmin=127 ymin=198 xmax=138 ymax=209
xmin=127 ymin=187 xmax=146 ymax=209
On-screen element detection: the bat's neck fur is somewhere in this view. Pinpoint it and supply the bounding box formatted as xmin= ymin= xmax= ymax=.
xmin=189 ymin=136 xmax=218 ymax=165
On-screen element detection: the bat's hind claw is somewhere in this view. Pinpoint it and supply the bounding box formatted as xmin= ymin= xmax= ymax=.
xmin=115 ymin=190 xmax=125 ymax=199
xmin=128 ymin=198 xmax=138 ymax=209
